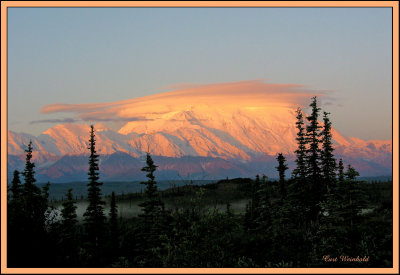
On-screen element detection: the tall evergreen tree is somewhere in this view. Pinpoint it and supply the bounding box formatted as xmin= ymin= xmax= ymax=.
xmin=61 ymin=188 xmax=78 ymax=231
xmin=19 ymin=141 xmax=49 ymax=266
xmin=22 ymin=141 xmax=36 ymax=185
xmin=137 ymin=152 xmax=165 ymax=266
xmin=292 ymin=107 xmax=307 ymax=179
xmin=22 ymin=141 xmax=47 ymax=229
xmin=320 ymin=112 xmax=337 ymax=192
xmin=139 ymin=153 xmax=165 ymax=224
xmin=289 ymin=108 xmax=311 ymax=225
xmin=109 ymin=191 xmax=119 ymax=260
xmin=8 ymin=170 xmax=25 ymax=267
xmin=276 ymin=153 xmax=288 ymax=198
xmin=9 ymin=170 xmax=23 ymax=201
xmin=22 ymin=141 xmax=43 ymax=214
xmin=83 ymin=125 xmax=106 ymax=264
xmin=305 ymin=97 xmax=323 ymax=222
xmin=305 ymin=96 xmax=322 ymax=181
xmin=342 ymin=165 xmax=364 ymax=229
xmin=60 ymin=188 xmax=79 ymax=265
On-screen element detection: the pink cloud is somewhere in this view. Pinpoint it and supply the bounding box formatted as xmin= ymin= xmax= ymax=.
xmin=40 ymin=79 xmax=325 ymax=122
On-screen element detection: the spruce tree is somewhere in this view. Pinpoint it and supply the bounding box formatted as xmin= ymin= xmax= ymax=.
xmin=8 ymin=170 xmax=25 ymax=222
xmin=60 ymin=188 xmax=78 ymax=265
xmin=9 ymin=170 xmax=23 ymax=201
xmin=61 ymin=188 xmax=78 ymax=231
xmin=22 ymin=141 xmax=36 ymax=185
xmin=289 ymin=108 xmax=311 ymax=225
xmin=305 ymin=96 xmax=322 ymax=181
xmin=22 ymin=141 xmax=43 ymax=212
xmin=139 ymin=153 xmax=164 ymax=224
xmin=83 ymin=125 xmax=106 ymax=264
xmin=305 ymin=97 xmax=323 ymax=222
xmin=292 ymin=107 xmax=307 ymax=179
xmin=109 ymin=191 xmax=119 ymax=260
xmin=340 ymin=165 xmax=365 ymax=241
xmin=22 ymin=141 xmax=46 ymax=229
xmin=137 ymin=152 xmax=165 ymax=266
xmin=276 ymin=153 xmax=288 ymax=198
xmin=8 ymin=170 xmax=22 ymax=217
xmin=21 ymin=141 xmax=48 ymax=266
xmin=8 ymin=170 xmax=24 ymax=267
xmin=320 ymin=112 xmax=337 ymax=192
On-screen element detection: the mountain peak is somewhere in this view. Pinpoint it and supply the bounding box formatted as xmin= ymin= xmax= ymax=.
xmin=9 ymin=84 xmax=392 ymax=178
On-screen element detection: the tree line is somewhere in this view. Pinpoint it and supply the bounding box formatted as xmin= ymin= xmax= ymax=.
xmin=7 ymin=97 xmax=392 ymax=267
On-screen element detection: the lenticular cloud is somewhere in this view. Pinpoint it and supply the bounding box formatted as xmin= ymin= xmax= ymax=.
xmin=40 ymin=79 xmax=322 ymax=123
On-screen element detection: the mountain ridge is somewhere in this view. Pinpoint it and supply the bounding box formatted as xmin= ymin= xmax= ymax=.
xmin=8 ymin=108 xmax=392 ymax=181
xmin=8 ymin=84 xmax=392 ymax=181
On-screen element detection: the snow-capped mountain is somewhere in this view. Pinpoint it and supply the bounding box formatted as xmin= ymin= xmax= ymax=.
xmin=7 ymin=83 xmax=392 ymax=181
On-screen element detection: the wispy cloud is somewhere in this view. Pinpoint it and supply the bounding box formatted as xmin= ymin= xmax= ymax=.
xmin=78 ymin=115 xmax=153 ymax=122
xmin=40 ymin=79 xmax=328 ymax=123
xmin=30 ymin=118 xmax=80 ymax=124
xmin=31 ymin=116 xmax=153 ymax=124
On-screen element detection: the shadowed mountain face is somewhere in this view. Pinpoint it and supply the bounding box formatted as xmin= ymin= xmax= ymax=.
xmin=8 ymin=85 xmax=392 ymax=182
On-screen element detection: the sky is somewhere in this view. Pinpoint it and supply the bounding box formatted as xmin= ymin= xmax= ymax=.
xmin=7 ymin=7 xmax=392 ymax=140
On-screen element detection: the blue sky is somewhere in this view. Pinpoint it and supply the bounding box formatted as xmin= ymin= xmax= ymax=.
xmin=7 ymin=7 xmax=392 ymax=140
